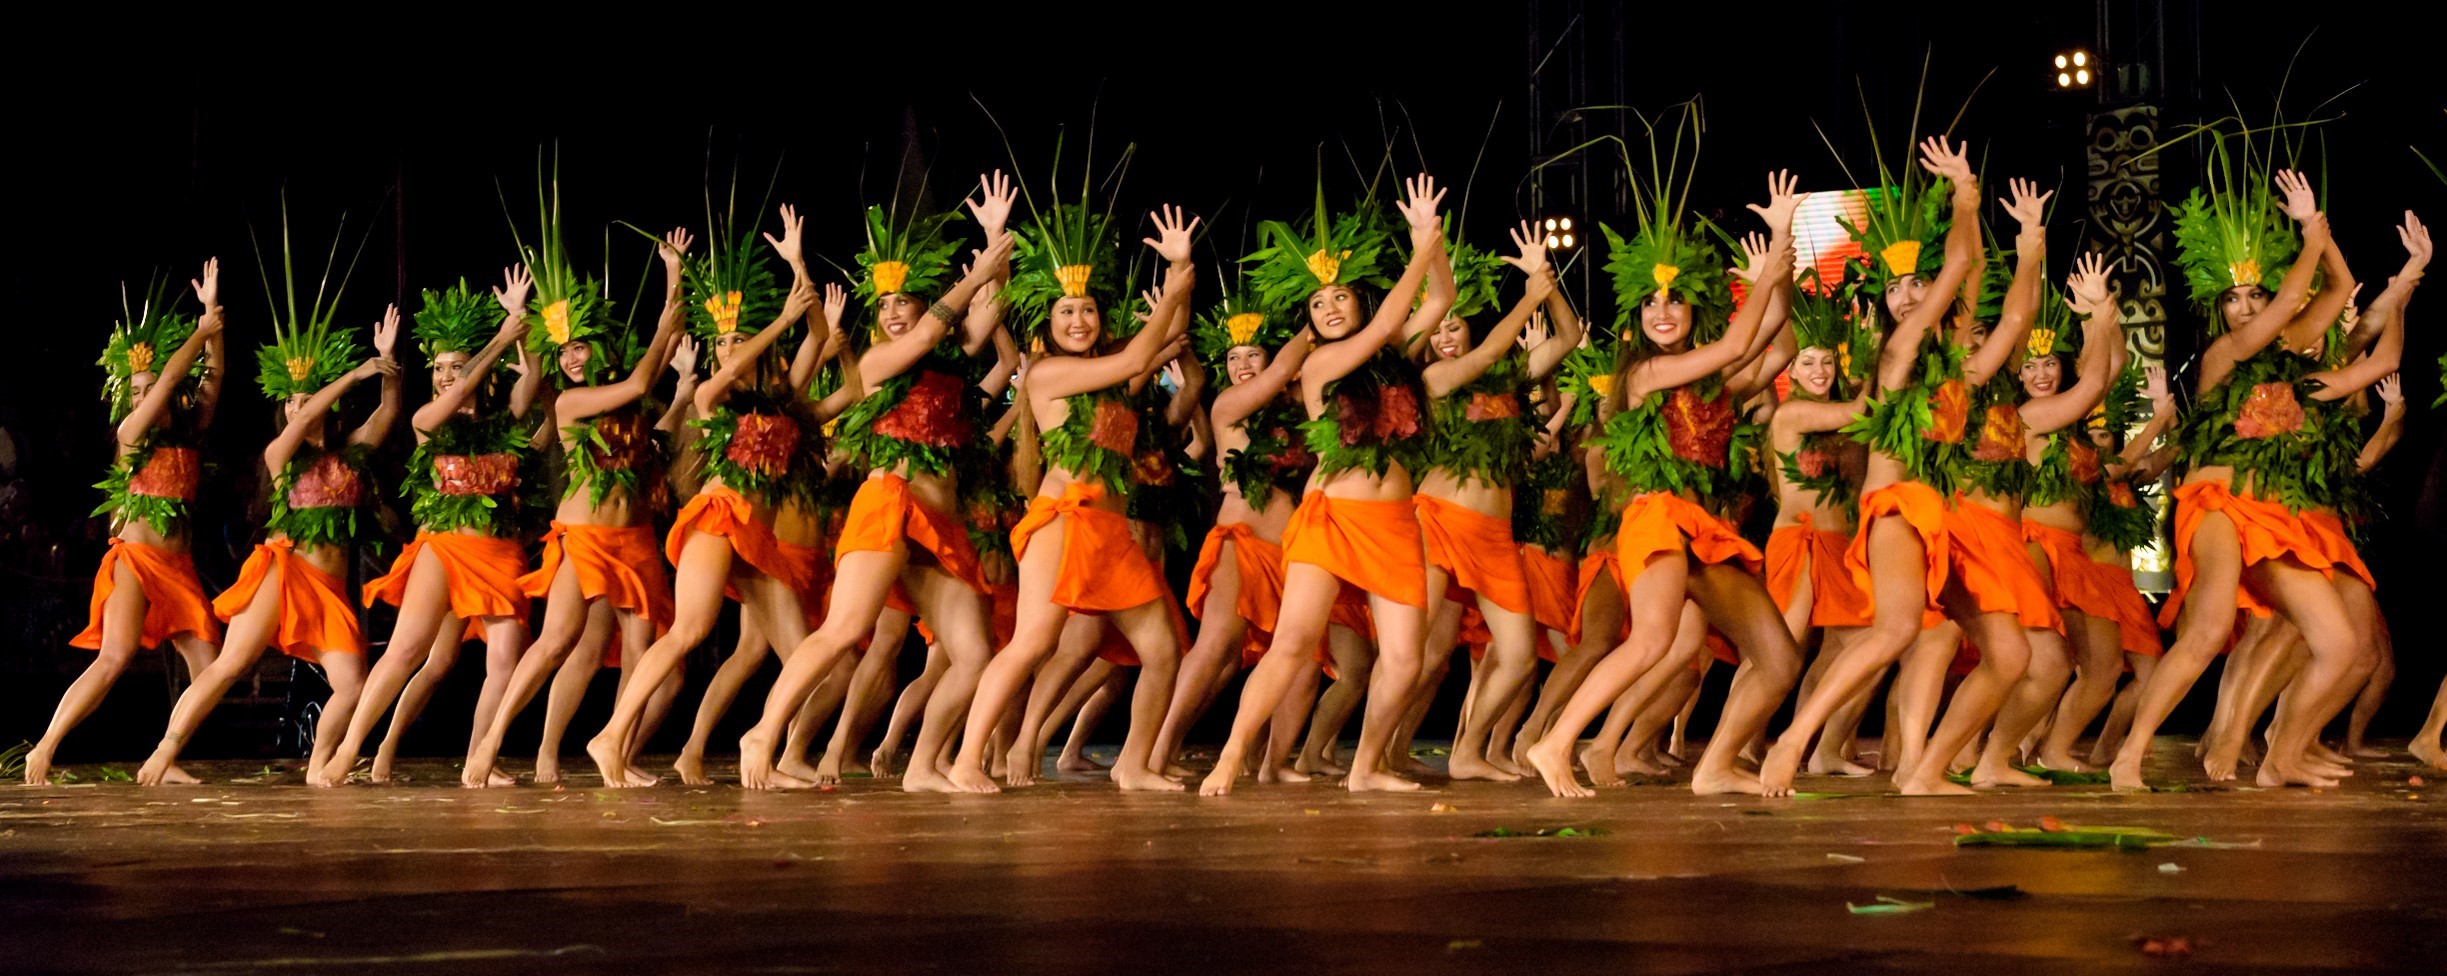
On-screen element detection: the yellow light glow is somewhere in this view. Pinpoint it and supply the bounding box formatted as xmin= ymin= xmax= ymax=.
xmin=1545 ymin=235 xmax=1559 ymax=248
xmin=2058 ymin=72 xmax=2073 ymax=87
xmin=1544 ymin=218 xmax=1557 ymax=230
xmin=2076 ymin=68 xmax=2090 ymax=85
xmin=2073 ymin=51 xmax=2087 ymax=66
xmin=1560 ymin=234 xmax=1574 ymax=248
xmin=1559 ymin=217 xmax=1572 ymax=230
xmin=2055 ymin=54 xmax=2068 ymax=68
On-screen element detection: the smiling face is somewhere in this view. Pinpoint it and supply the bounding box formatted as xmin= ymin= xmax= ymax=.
xmin=1427 ymin=315 xmax=1468 ymax=360
xmin=1638 ymin=290 xmax=1693 ymax=349
xmin=1885 ymin=273 xmax=1934 ymax=322
xmin=1307 ymin=285 xmax=1360 ymax=338
xmin=877 ymin=292 xmax=926 ymax=338
xmin=1226 ymin=344 xmax=1269 ymax=385
xmin=557 ymin=342 xmax=593 ymax=383
xmin=1049 ymin=296 xmax=1103 ymax=354
xmin=2019 ymin=351 xmax=2064 ymax=396
xmin=1790 ymin=347 xmax=1838 ymax=399
xmin=2219 ymin=285 xmax=2272 ymax=331
xmin=430 ymin=350 xmax=473 ymax=396
xmin=713 ymin=331 xmax=753 ymax=369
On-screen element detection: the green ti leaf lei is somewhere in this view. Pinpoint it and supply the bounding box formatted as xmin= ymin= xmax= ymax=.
xmin=268 ymin=444 xmax=376 ymax=553
xmin=1300 ymin=348 xmax=1429 ymax=479
xmin=688 ymin=389 xmax=818 ymax=508
xmin=1778 ymin=427 xmax=1862 ymax=521
xmin=1954 ymin=372 xmax=2032 ymax=499
xmin=1221 ymin=396 xmax=1316 ymax=503
xmin=404 ymin=412 xmax=528 ymax=536
xmin=557 ymin=404 xmax=658 ymax=510
xmin=828 ymin=343 xmax=972 ymax=479
xmin=1843 ymin=332 xmax=1968 ymax=489
xmin=89 ymin=430 xmax=200 ymax=537
xmin=2084 ymin=474 xmax=2161 ymax=553
xmin=1513 ymin=449 xmax=1580 ymax=552
xmin=1426 ymin=355 xmax=1534 ymax=488
xmin=1040 ymin=387 xmax=1138 ymax=500
xmin=2176 ymin=346 xmax=2356 ymax=512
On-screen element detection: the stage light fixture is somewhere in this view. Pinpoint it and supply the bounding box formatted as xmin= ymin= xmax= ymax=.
xmin=2055 ymin=49 xmax=2094 ymax=88
xmin=1544 ymin=217 xmax=1577 ymax=251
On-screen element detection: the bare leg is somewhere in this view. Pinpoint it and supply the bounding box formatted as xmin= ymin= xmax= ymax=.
xmin=1384 ymin=649 xmax=1447 ymax=778
xmin=2250 ymin=563 xmax=2374 ymax=788
xmin=1808 ymin=630 xmax=1879 ymax=776
xmin=1449 ymin=594 xmax=1537 ymax=782
xmin=1160 ymin=545 xmax=1249 ymax=775
xmin=528 ymin=599 xmax=617 ymax=785
xmin=318 ymin=545 xmax=454 ymax=785
xmin=587 ymin=529 xmax=736 ymax=788
xmin=2111 ymin=509 xmax=2242 ymax=791
xmin=1972 ymin=622 xmax=2069 ymax=788
xmin=307 ymin=653 xmax=368 ymax=786
xmin=2090 ymin=654 xmax=2152 ymax=767
xmin=2204 ymin=619 xmax=2295 ymax=780
xmin=1685 ymin=564 xmax=1803 ymax=795
xmin=1525 ymin=549 xmax=1690 ymax=798
xmin=1056 ymin=667 xmax=1122 ymax=773
xmin=1761 ymin=514 xmax=1935 ymax=797
xmin=2038 ymin=611 xmax=2124 ymax=772
xmin=1297 ymin=636 xmax=1370 ymax=777
xmin=32 ymin=557 xmax=197 ymax=784
xmin=1006 ymin=616 xmax=1104 ymax=786
xmin=678 ymin=619 xmax=768 ymax=787
xmin=1897 ymin=588 xmax=2031 ymax=795
xmin=1482 ymin=659 xmax=1534 ymax=771
xmin=1889 ymin=621 xmax=1959 ymax=785
xmin=367 ymin=624 xmax=463 ymax=784
xmin=1517 ymin=571 xmax=1621 ymax=771
xmin=1618 ymin=667 xmax=1701 ymax=777
xmin=1201 ymin=563 xmax=1353 ymax=796
xmin=874 ymin=640 xmax=948 ymax=777
xmin=823 ymin=610 xmax=910 ymax=779
xmin=2409 ymin=671 xmax=2447 ymax=770
xmin=2344 ymin=614 xmax=2394 ymax=759
xmin=139 ymin=577 xmax=284 ymax=785
xmin=1594 ymin=603 xmax=1708 ymax=783
xmin=1259 ymin=659 xmax=1321 ymax=783
xmin=895 ymin=566 xmax=993 ymax=793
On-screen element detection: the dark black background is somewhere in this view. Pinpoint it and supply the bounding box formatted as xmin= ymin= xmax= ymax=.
xmin=5 ymin=3 xmax=2440 ymax=764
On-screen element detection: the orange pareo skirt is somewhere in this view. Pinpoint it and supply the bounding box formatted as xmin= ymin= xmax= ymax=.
xmin=1282 ymin=492 xmax=1427 ymax=609
xmin=1011 ymin=481 xmax=1168 ymax=617
xmin=1617 ymin=492 xmax=1764 ymax=578
xmin=1940 ymin=503 xmax=2061 ymax=632
xmin=72 ymin=539 xmax=222 ymax=651
xmin=2158 ymin=481 xmax=2335 ymax=628
xmin=835 ymin=473 xmax=989 ymax=614
xmin=521 ymin=523 xmax=674 ymax=647
xmin=1520 ymin=545 xmax=1576 ymax=661
xmin=667 ymin=484 xmax=814 ymax=592
xmin=365 ymin=531 xmax=531 ymax=641
xmin=2297 ymin=510 xmax=2376 ymax=591
xmin=213 ymin=540 xmax=363 ymax=663
xmin=1846 ymin=481 xmax=1952 ymax=618
xmin=1414 ymin=495 xmax=1531 ymax=615
xmin=1570 ymin=547 xmax=1629 ymax=648
xmin=2024 ymin=521 xmax=2159 ymax=654
xmin=1764 ymin=513 xmax=1872 ymax=629
xmin=1089 ymin=578 xmax=1194 ymax=668
xmin=1191 ymin=523 xmax=1290 ymax=668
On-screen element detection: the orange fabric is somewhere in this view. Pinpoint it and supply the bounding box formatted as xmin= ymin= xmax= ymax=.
xmin=2159 ymin=481 xmax=2332 ymax=627
xmin=521 ymin=523 xmax=674 ymax=641
xmin=2298 ymin=511 xmax=2376 ymax=591
xmin=1088 ymin=579 xmax=1193 ymax=668
xmin=2089 ymin=556 xmax=2164 ymax=656
xmin=667 ymin=485 xmax=812 ymax=592
xmin=72 ymin=539 xmax=222 ymax=651
xmin=1281 ymin=492 xmax=1427 ymax=609
xmin=213 ymin=541 xmax=363 ymax=663
xmin=1941 ymin=503 xmax=2061 ymax=631
xmin=1570 ymin=549 xmax=1629 ymax=647
xmin=2023 ymin=521 xmax=2151 ymax=646
xmin=1011 ymin=481 xmax=1167 ymax=615
xmin=1520 ymin=545 xmax=1576 ymax=651
xmin=1765 ymin=514 xmax=1873 ymax=629
xmin=1414 ymin=495 xmax=1531 ymax=615
xmin=836 ymin=474 xmax=989 ymax=613
xmin=769 ymin=540 xmax=825 ymax=630
xmin=1703 ymin=631 xmax=1738 ymax=669
xmin=1616 ymin=492 xmax=1763 ymax=582
xmin=1190 ymin=523 xmax=1291 ymax=668
xmin=364 ymin=532 xmax=531 ymax=641
xmin=1846 ymin=481 xmax=1953 ymax=615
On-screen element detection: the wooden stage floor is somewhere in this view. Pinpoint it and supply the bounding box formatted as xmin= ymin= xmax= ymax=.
xmin=5 ymin=738 xmax=2443 ymax=974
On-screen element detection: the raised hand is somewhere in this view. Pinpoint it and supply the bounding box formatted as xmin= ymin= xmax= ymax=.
xmin=1144 ymin=204 xmax=1199 ymax=264
xmin=1519 ymin=309 xmax=1550 ymax=350
xmin=975 ymin=228 xmax=1018 ymax=275
xmin=763 ymin=205 xmax=806 ymax=268
xmin=668 ymin=336 xmax=701 ymax=378
xmin=820 ymin=282 xmax=849 ymax=334
xmin=2003 ymin=177 xmax=2053 ymax=235
xmin=967 ymin=170 xmax=1018 ymax=236
xmin=1727 ymin=231 xmax=1771 ymax=284
xmin=661 ymin=227 xmax=695 ymax=276
xmin=1918 ymin=136 xmax=1975 ymax=187
xmin=373 ymin=304 xmax=402 ymax=359
xmin=2065 ymin=252 xmax=2112 ymax=313
xmin=965 ymin=280 xmax=1003 ymax=334
xmin=2275 ymin=170 xmax=2319 ymax=223
xmin=495 ymin=265 xmax=534 ymax=318
xmin=1162 ymin=358 xmax=1186 ymax=392
xmin=1745 ymin=169 xmax=1803 ymax=236
xmin=2143 ymin=364 xmax=2171 ymax=409
xmin=190 ymin=257 xmax=221 ymax=313
xmin=782 ymin=275 xmax=816 ymax=321
xmin=1525 ymin=265 xmax=1557 ymax=306
xmin=1395 ymin=173 xmax=1447 ymax=246
xmin=2376 ymin=372 xmax=2404 ymax=406
xmin=2398 ymin=211 xmax=2433 ymax=281
xmin=352 ymin=356 xmax=400 ymax=382
xmin=1501 ymin=220 xmax=1550 ymax=277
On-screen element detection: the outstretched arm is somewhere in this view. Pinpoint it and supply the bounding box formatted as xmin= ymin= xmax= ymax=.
xmin=2112 ymin=365 xmax=2176 ymax=470
xmin=791 ymin=282 xmax=848 ymax=394
xmin=2342 ymin=213 xmax=2432 ymax=357
xmin=1304 ymin=174 xmax=1450 ymax=387
xmin=862 ymin=229 xmax=1016 ymax=385
xmin=2285 ymin=230 xmax=2357 ymax=347
xmin=119 ymin=260 xmax=227 ymax=447
xmin=508 ymin=335 xmax=544 ymax=419
xmin=1878 ymin=138 xmax=1983 ymax=392
xmin=349 ymin=306 xmax=406 ymax=447
xmin=1525 ymin=263 xmax=1584 ymax=381
xmin=192 ymin=258 xmax=229 ymax=430
xmin=414 ymin=267 xmax=533 ymax=432
xmin=1211 ymin=329 xmax=1314 ymax=428
xmin=1425 ymin=224 xmax=1553 ymax=396
xmin=1028 ymin=205 xmax=1200 ymax=399
xmin=656 ymin=337 xmax=700 ymax=435
xmin=270 ymin=356 xmax=394 ymax=471
xmin=2021 ymin=254 xmax=2120 ymax=433
xmin=1967 ymin=177 xmax=2053 ymax=385
xmin=1628 ymin=170 xmax=1800 ymax=398
xmin=2207 ymin=170 xmax=2332 ymax=378
xmin=2356 ymin=374 xmax=2407 ymax=472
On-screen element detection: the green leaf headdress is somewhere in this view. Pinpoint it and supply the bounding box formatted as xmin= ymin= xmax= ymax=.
xmin=412 ymin=279 xmax=497 ymax=360
xmin=250 ymin=197 xmax=368 ymax=402
xmin=1556 ymin=335 xmax=1616 ymax=430
xmin=2169 ymin=120 xmax=2307 ymax=319
xmin=1445 ymin=230 xmax=1508 ymax=321
xmin=683 ymin=160 xmax=784 ymax=342
xmin=1243 ymin=164 xmax=1393 ymax=314
xmin=1193 ymin=282 xmax=1296 ymax=385
xmin=999 ymin=128 xmax=1134 ymax=338
xmin=1598 ymin=99 xmax=1730 ymax=339
xmin=1788 ymin=268 xmax=1876 ymax=397
xmin=99 ymin=276 xmax=199 ymax=422
xmin=855 ymin=203 xmax=962 ymax=307
xmin=1815 ymin=58 xmax=1984 ymax=298
xmin=509 ymin=151 xmax=614 ymax=385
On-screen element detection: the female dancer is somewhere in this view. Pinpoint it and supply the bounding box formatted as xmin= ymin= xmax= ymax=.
xmin=1200 ymin=174 xmax=1454 ymax=796
xmin=945 ymin=204 xmax=1200 ymax=793
xmin=583 ymin=204 xmax=826 ymax=787
xmin=1523 ymin=168 xmax=1802 ymax=798
xmin=733 ymin=176 xmax=1016 ymax=792
xmin=139 ymin=285 xmax=402 ymax=787
xmin=1757 ymin=137 xmax=1995 ymax=797
xmin=461 ymin=228 xmax=690 ymax=787
xmin=1411 ymin=225 xmax=1573 ymax=782
xmin=30 ymin=264 xmax=227 ymax=784
xmin=2108 ymin=174 xmax=2413 ymax=791
xmin=320 ymin=272 xmax=540 ymax=785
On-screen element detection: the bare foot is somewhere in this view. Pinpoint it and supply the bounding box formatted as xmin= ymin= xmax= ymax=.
xmin=843 ymin=756 xmax=872 ymax=776
xmin=533 ymin=755 xmax=561 ymax=785
xmin=1808 ymin=751 xmax=1876 ymax=777
xmin=1004 ymin=746 xmax=1039 ymax=788
xmin=901 ymin=762 xmax=963 ymax=793
xmin=2203 ymin=755 xmax=2238 ymax=782
xmin=2109 ymin=756 xmax=2150 ymax=792
xmin=2308 ymin=741 xmax=2354 ymax=766
xmin=2257 ymin=758 xmax=2342 ymax=789
xmin=2410 ymin=738 xmax=2447 ymax=771
xmin=869 ymin=746 xmax=899 ymax=778
xmin=2300 ymin=755 xmax=2355 ymax=780
xmin=1486 ymin=751 xmax=1524 ymax=778
xmin=1346 ymin=769 xmax=1421 ymax=793
xmin=461 ymin=765 xmax=498 ymax=789
xmin=1757 ymin=742 xmax=1802 ymax=798
xmin=368 ymin=758 xmax=393 ymax=786
xmin=1198 ymin=766 xmax=1239 ymax=797
xmin=2348 ymin=744 xmax=2388 ymax=760
xmin=1614 ymin=748 xmax=1669 ymax=778
xmin=1690 ymin=765 xmax=1765 ymax=796
xmin=809 ymin=757 xmax=845 ymax=786
xmin=622 ymin=766 xmax=660 ymax=787
xmin=585 ymin=736 xmax=637 ymax=789
xmin=1895 ymin=771 xmax=1977 ymax=795
xmin=21 ymin=747 xmax=54 ymax=785
xmin=778 ymin=756 xmax=828 ymax=786
xmin=1970 ymin=762 xmax=2049 ymax=788
xmin=672 ymin=752 xmax=710 ymax=787
xmin=1114 ymin=766 xmax=1186 ymax=792
xmin=1581 ymin=745 xmax=1628 ymax=787
xmin=1295 ymin=753 xmax=1347 ymax=778
xmin=1446 ymin=751 xmax=1523 ymax=783
xmin=737 ymin=730 xmax=784 ymax=791
xmin=1391 ymin=753 xmax=1437 ymax=778
xmin=1268 ymin=765 xmax=1312 ymax=784
xmin=1525 ymin=739 xmax=1593 ymax=798
xmin=1056 ymin=751 xmax=1108 ymax=774
xmin=947 ymin=761 xmax=1002 ymax=795
xmin=1162 ymin=762 xmax=1197 ymax=780
xmin=306 ymin=763 xmax=346 ymax=788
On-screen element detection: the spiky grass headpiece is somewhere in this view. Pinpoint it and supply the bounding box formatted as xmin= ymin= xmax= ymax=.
xmin=683 ymin=161 xmax=784 ymax=342
xmin=1815 ymin=58 xmax=1982 ymax=297
xmin=251 ymin=198 xmax=368 ymax=401
xmin=990 ymin=123 xmax=1135 ymax=335
xmin=100 ymin=277 xmax=199 ymax=422
xmin=510 ymin=152 xmax=614 ymax=384
xmin=413 ymin=279 xmax=497 ymax=359
xmin=2170 ymin=121 xmax=2308 ymax=317
xmin=1788 ymin=268 xmax=1876 ymax=396
xmin=1598 ymin=100 xmax=1730 ymax=336
xmin=1193 ymin=282 xmax=1295 ymax=384
xmin=1244 ymin=169 xmax=1392 ymax=313
xmin=856 ymin=204 xmax=962 ymax=305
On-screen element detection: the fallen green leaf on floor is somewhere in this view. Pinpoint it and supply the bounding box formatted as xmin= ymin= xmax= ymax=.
xmin=1954 ymin=825 xmax=2177 ymax=850
xmin=94 ymin=767 xmax=134 ymax=783
xmin=1474 ymin=826 xmax=1609 ymax=838
xmin=0 ymin=741 xmax=30 ymax=780
xmin=2157 ymin=836 xmax=2261 ymax=850
xmin=1826 ymin=853 xmax=1866 ymax=863
xmin=1413 ymin=748 xmax=1450 ymax=757
xmin=2027 ymin=767 xmax=2113 ymax=785
xmin=1847 ymin=895 xmax=1935 ymax=915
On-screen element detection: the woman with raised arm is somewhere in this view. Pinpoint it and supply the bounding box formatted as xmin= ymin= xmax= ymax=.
xmin=460 ymin=229 xmax=690 ymax=787
xmin=1522 ymin=169 xmax=1802 ymax=798
xmin=938 ymin=204 xmax=1198 ymax=794
xmin=28 ymin=263 xmax=228 ymax=785
xmin=317 ymin=270 xmax=538 ymax=786
xmin=731 ymin=177 xmax=1015 ymax=792
xmin=138 ymin=288 xmax=402 ymax=787
xmin=1756 ymin=137 xmax=1989 ymax=796
xmin=570 ymin=203 xmax=819 ymax=786
xmin=1200 ymin=174 xmax=1454 ymax=796
xmin=2107 ymin=170 xmax=2412 ymax=791
xmin=1408 ymin=223 xmax=1572 ymax=782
